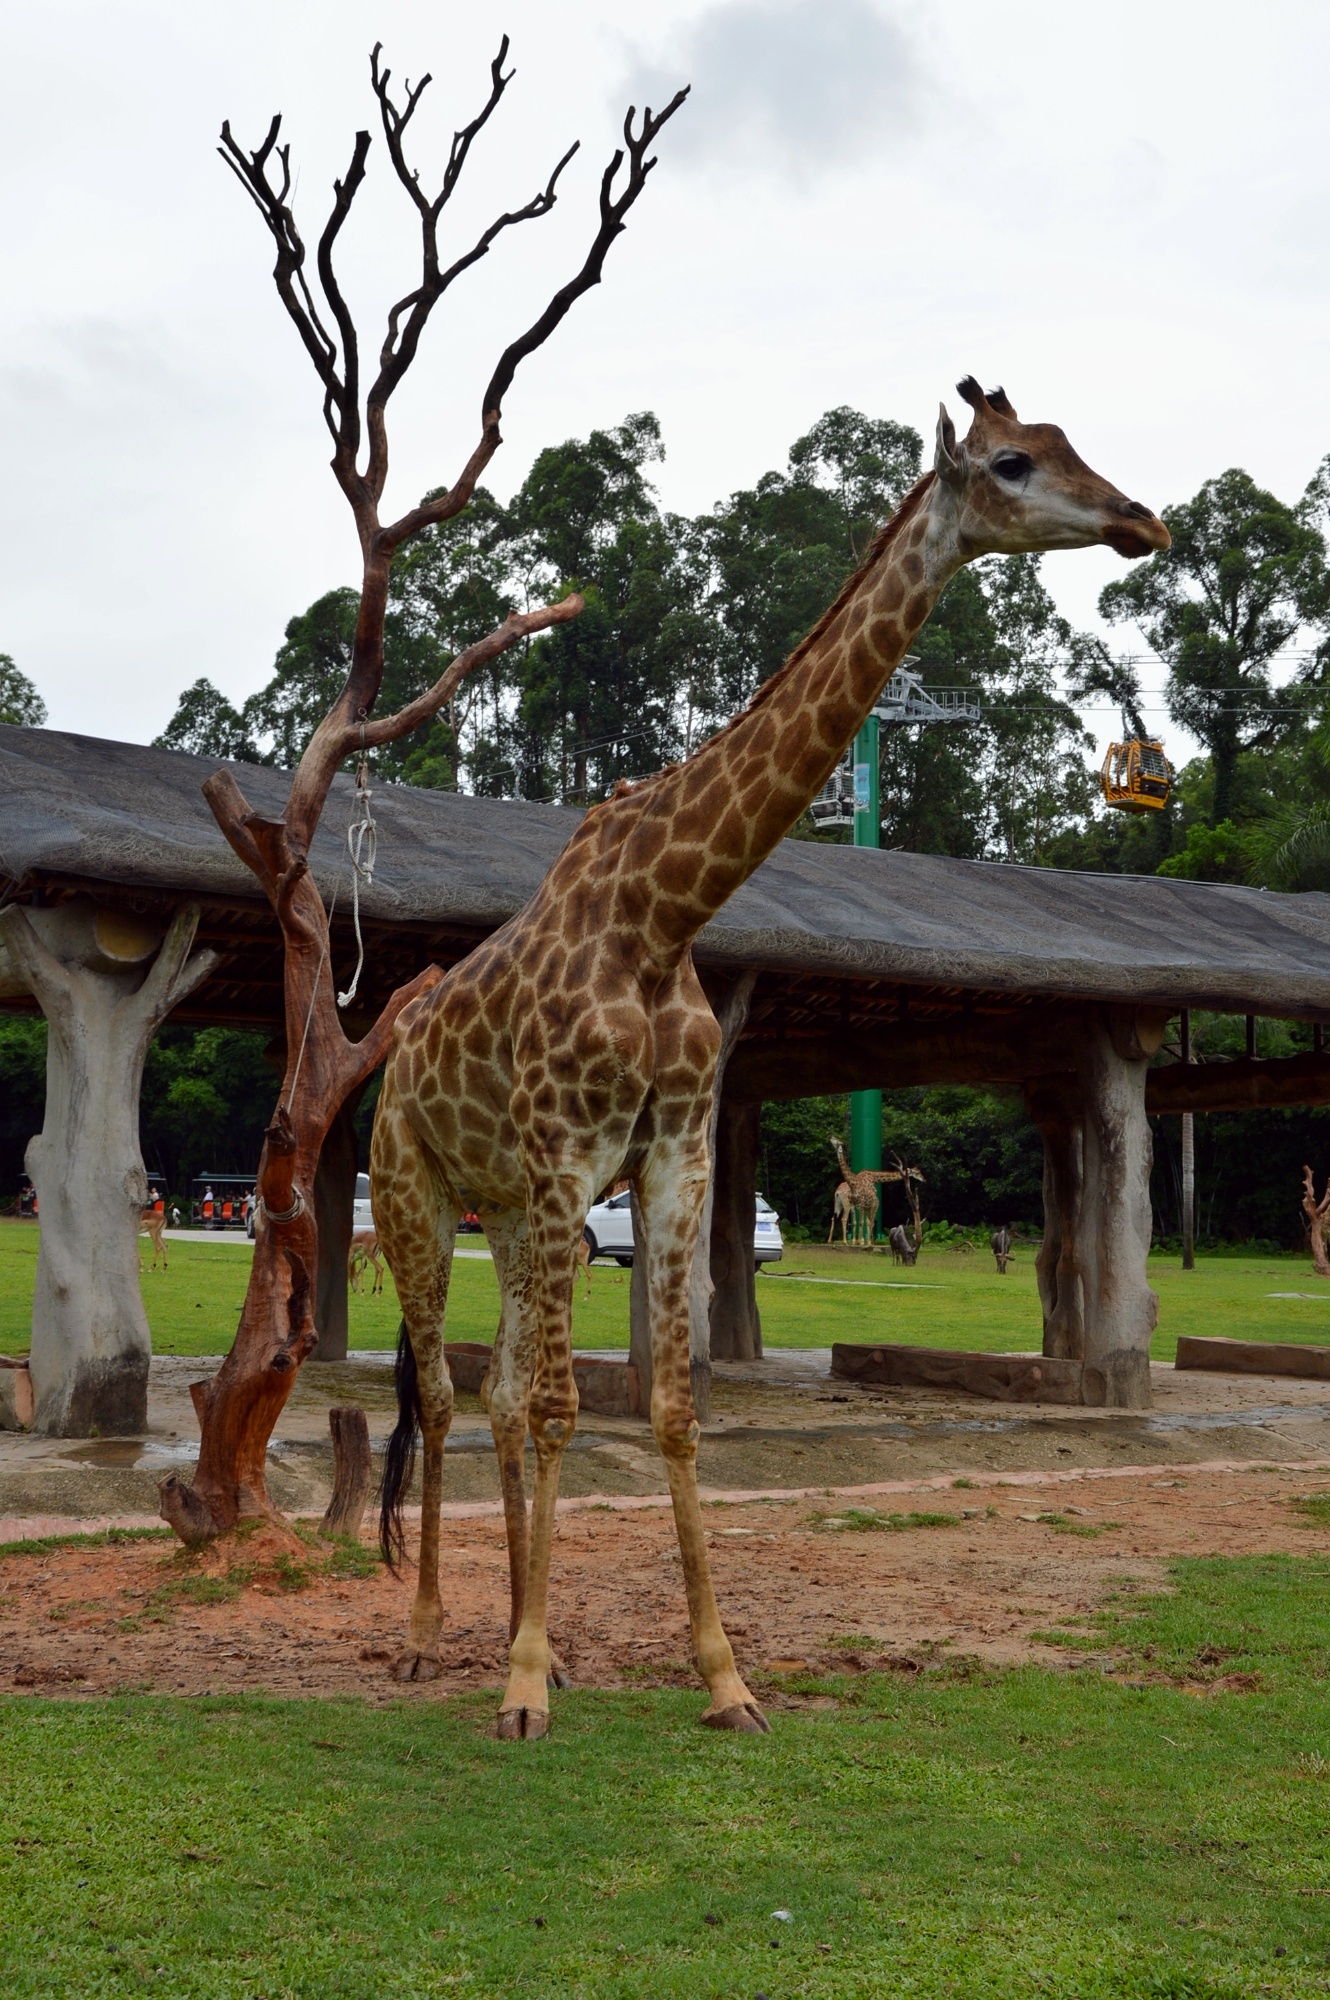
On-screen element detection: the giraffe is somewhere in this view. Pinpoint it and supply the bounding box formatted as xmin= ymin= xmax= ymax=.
xmin=826 ymin=1180 xmax=852 ymax=1244
xmin=371 ymin=377 xmax=1169 ymax=1738
xmin=828 ymin=1134 xmax=904 ymax=1246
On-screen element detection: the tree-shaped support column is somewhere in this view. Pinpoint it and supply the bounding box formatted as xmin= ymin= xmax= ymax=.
xmin=1024 ymin=1006 xmax=1167 ymax=1409
xmin=0 ymin=899 xmax=217 ymax=1435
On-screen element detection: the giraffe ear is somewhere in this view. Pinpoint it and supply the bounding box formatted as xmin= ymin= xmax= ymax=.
xmin=934 ymin=403 xmax=960 ymax=485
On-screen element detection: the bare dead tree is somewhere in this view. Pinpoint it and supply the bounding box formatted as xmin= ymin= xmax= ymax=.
xmin=891 ymin=1153 xmax=926 ymax=1251
xmin=1303 ymin=1165 xmax=1330 ymax=1279
xmin=159 ymin=41 xmax=687 ymax=1546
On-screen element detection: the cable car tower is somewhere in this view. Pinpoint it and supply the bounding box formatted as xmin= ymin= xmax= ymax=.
xmin=809 ymin=661 xmax=983 ymax=830
xmin=811 ymin=658 xmax=982 ymax=1236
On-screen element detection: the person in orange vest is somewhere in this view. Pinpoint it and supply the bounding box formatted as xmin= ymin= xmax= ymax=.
xmin=203 ymin=1186 xmax=215 ymax=1227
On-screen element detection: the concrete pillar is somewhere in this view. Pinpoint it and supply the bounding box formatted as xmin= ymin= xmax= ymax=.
xmin=1024 ymin=1006 xmax=1165 ymax=1410
xmin=0 ymin=899 xmax=216 ymax=1435
xmin=708 ymin=1092 xmax=763 ymax=1362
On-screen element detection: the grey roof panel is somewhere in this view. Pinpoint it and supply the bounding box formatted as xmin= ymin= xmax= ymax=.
xmin=2 ymin=723 xmax=1328 ymax=1016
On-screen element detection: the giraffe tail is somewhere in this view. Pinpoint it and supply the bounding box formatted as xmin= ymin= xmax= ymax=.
xmin=378 ymin=1318 xmax=420 ymax=1572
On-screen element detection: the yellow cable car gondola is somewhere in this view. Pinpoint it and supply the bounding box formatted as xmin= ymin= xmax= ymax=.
xmin=1100 ymin=733 xmax=1172 ymax=814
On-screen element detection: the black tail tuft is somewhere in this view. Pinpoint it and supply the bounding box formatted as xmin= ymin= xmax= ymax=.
xmin=378 ymin=1317 xmax=419 ymax=1572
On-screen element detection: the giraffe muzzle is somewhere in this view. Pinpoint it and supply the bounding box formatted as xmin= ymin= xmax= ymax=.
xmin=1103 ymin=499 xmax=1170 ymax=560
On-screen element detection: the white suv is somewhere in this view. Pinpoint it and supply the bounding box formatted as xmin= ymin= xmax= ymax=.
xmin=581 ymin=1190 xmax=783 ymax=1269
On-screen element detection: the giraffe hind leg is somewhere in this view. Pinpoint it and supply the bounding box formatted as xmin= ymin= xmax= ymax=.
xmin=480 ymin=1207 xmax=568 ymax=1690
xmin=371 ymin=1084 xmax=460 ymax=1681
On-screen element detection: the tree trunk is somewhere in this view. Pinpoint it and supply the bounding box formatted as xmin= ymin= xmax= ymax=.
xmin=686 ymin=972 xmax=757 ymax=1420
xmin=313 ymin=1086 xmax=367 ymax=1362
xmin=0 ymin=900 xmax=216 ymax=1437
xmin=709 ymin=1092 xmax=762 ymax=1362
xmin=320 ymin=1404 xmax=372 ymax=1537
xmin=1024 ymin=1006 xmax=1164 ymax=1410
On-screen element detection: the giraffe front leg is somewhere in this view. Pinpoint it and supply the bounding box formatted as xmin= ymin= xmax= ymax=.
xmin=496 ymin=1190 xmax=585 ymax=1740
xmin=639 ymin=1153 xmax=769 ymax=1734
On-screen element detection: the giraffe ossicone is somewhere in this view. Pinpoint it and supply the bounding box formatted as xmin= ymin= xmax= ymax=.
xmin=371 ymin=378 xmax=1169 ymax=1737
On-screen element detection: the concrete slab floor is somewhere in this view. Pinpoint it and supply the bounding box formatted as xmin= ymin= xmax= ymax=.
xmin=5 ymin=1349 xmax=1330 ymax=1531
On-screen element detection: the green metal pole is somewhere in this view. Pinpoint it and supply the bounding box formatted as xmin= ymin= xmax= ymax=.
xmin=850 ymin=713 xmax=883 ymax=1236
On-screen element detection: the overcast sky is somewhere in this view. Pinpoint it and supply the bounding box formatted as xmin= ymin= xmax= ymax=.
xmin=2 ymin=0 xmax=1327 ymax=759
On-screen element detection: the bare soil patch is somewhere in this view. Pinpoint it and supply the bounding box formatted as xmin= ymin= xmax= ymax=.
xmin=3 ymin=1463 xmax=1328 ymax=1705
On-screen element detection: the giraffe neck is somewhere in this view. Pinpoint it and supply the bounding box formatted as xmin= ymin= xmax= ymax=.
xmin=610 ymin=471 xmax=960 ymax=961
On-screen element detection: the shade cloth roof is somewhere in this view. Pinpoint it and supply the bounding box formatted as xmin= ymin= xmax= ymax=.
xmin=2 ymin=722 xmax=1329 ymax=1020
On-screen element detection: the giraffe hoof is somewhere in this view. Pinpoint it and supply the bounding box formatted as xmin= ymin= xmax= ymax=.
xmin=547 ymin=1651 xmax=573 ymax=1691
xmin=701 ymin=1701 xmax=771 ymax=1734
xmin=496 ymin=1705 xmax=549 ymax=1741
xmin=393 ymin=1649 xmax=442 ymax=1683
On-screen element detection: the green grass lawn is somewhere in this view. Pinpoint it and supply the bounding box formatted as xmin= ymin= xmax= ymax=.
xmin=3 ymin=1222 xmax=1330 ymax=1361
xmin=3 ymin=1555 xmax=1330 ymax=1996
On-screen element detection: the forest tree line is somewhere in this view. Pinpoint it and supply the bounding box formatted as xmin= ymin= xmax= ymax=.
xmin=6 ymin=404 xmax=1330 ymax=1242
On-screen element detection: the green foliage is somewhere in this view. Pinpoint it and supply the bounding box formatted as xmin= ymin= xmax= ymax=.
xmin=759 ymin=1095 xmax=848 ymax=1231
xmin=881 ymin=1086 xmax=1045 ymax=1232
xmin=0 ymin=653 xmax=46 ymax=727
xmin=0 ymin=1015 xmax=46 ymax=1197
xmin=1155 ymin=818 xmax=1251 ymax=883
xmin=140 ymin=1027 xmax=277 ymax=1196
xmin=1100 ymin=468 xmax=1326 ymax=824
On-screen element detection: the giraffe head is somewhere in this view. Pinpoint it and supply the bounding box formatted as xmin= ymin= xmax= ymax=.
xmin=933 ymin=378 xmax=1170 ymax=562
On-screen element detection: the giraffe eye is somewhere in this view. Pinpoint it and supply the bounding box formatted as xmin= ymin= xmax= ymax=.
xmin=992 ymin=451 xmax=1033 ymax=483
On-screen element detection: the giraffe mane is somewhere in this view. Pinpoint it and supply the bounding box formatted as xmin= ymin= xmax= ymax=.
xmin=670 ymin=470 xmax=940 ymax=766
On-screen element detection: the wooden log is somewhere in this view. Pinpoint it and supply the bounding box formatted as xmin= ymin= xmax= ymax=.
xmin=1146 ymin=1051 xmax=1330 ymax=1115
xmin=0 ymin=1359 xmax=34 ymax=1431
xmin=320 ymin=1405 xmax=372 ymax=1537
xmin=440 ymin=1341 xmax=642 ymax=1416
xmin=830 ymin=1342 xmax=1084 ymax=1404
xmin=1174 ymin=1335 xmax=1330 ymax=1381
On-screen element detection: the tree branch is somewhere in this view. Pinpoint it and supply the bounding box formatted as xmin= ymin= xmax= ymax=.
xmin=134 ymin=903 xmax=220 ymax=1020
xmin=285 ymin=592 xmax=584 ymax=851
xmin=218 ymin=117 xmax=354 ymax=451
xmin=481 ymin=88 xmax=689 ymax=424
xmin=339 ymin=963 xmax=445 ymax=1098
xmin=0 ymin=905 xmax=75 ymax=1031
xmin=201 ymin=770 xmax=276 ymax=892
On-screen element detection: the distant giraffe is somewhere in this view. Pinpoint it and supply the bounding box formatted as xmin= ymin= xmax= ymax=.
xmin=828 ymin=1136 xmax=903 ymax=1246
xmin=826 ymin=1181 xmax=853 ymax=1244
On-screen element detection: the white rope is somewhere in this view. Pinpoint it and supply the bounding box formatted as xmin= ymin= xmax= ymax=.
xmin=338 ymin=755 xmax=377 ymax=1010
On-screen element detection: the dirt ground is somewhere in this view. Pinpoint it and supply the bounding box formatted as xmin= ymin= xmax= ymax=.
xmin=3 ymin=1462 xmax=1328 ymax=1705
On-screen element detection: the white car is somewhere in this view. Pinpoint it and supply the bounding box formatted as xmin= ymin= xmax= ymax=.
xmin=581 ymin=1190 xmax=783 ymax=1269
xmin=353 ymin=1171 xmax=374 ymax=1233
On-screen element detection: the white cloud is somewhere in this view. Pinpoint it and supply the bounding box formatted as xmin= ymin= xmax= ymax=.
xmin=620 ymin=0 xmax=925 ymax=182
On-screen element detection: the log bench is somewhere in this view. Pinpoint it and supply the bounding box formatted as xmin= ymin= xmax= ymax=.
xmin=1174 ymin=1335 xmax=1330 ymax=1382
xmin=443 ymin=1343 xmax=643 ymax=1418
xmin=831 ymin=1342 xmax=1084 ymax=1404
xmin=0 ymin=1356 xmax=34 ymax=1431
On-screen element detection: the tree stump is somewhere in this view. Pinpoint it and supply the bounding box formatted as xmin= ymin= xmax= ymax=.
xmin=320 ymin=1405 xmax=372 ymax=1538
